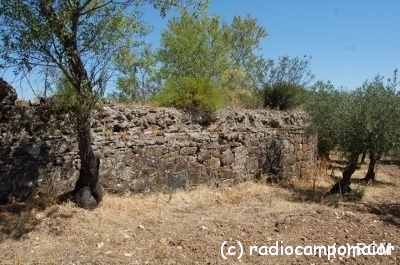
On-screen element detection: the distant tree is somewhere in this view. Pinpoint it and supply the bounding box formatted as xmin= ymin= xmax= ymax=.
xmin=109 ymin=45 xmax=160 ymax=102
xmin=156 ymin=11 xmax=269 ymax=109
xmin=0 ymin=0 xmax=207 ymax=209
xmin=262 ymin=56 xmax=315 ymax=110
xmin=307 ymin=70 xmax=400 ymax=194
xmin=351 ymin=71 xmax=400 ymax=181
xmin=226 ymin=14 xmax=268 ymax=91
xmin=157 ymin=10 xmax=231 ymax=82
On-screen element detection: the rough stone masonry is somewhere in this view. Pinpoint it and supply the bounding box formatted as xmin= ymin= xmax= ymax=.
xmin=0 ymin=81 xmax=317 ymax=203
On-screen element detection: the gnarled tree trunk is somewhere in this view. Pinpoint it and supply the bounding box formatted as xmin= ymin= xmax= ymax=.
xmin=72 ymin=109 xmax=102 ymax=209
xmin=329 ymin=153 xmax=359 ymax=194
xmin=363 ymin=151 xmax=380 ymax=181
xmin=59 ymin=109 xmax=102 ymax=209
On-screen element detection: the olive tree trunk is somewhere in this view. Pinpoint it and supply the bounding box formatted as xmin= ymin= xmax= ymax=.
xmin=363 ymin=151 xmax=380 ymax=181
xmin=329 ymin=153 xmax=360 ymax=194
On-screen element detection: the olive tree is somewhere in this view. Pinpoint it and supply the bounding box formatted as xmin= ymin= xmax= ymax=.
xmin=307 ymin=70 xmax=400 ymax=194
xmin=352 ymin=71 xmax=400 ymax=181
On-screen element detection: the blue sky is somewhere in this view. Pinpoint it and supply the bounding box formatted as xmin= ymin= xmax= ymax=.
xmin=207 ymin=0 xmax=399 ymax=89
xmin=2 ymin=0 xmax=399 ymax=99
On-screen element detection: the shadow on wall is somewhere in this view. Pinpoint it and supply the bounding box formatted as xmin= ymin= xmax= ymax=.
xmin=262 ymin=139 xmax=282 ymax=181
xmin=0 ymin=140 xmax=54 ymax=204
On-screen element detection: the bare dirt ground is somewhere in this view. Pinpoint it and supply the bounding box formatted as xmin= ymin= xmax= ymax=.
xmin=1 ymin=160 xmax=400 ymax=265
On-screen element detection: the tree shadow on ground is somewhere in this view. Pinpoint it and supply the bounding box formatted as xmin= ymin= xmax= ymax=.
xmin=379 ymin=159 xmax=400 ymax=167
xmin=365 ymin=202 xmax=400 ymax=228
xmin=278 ymin=179 xmax=400 ymax=229
xmin=351 ymin=178 xmax=398 ymax=187
xmin=280 ymin=183 xmax=365 ymax=208
xmin=0 ymin=195 xmax=73 ymax=243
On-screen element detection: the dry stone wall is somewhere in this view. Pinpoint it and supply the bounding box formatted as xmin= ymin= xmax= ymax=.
xmin=0 ymin=103 xmax=317 ymax=203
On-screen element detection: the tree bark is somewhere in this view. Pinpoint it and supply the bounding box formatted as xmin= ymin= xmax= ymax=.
xmin=329 ymin=153 xmax=359 ymax=194
xmin=72 ymin=109 xmax=102 ymax=209
xmin=360 ymin=151 xmax=367 ymax=164
xmin=59 ymin=109 xmax=102 ymax=209
xmin=363 ymin=151 xmax=380 ymax=181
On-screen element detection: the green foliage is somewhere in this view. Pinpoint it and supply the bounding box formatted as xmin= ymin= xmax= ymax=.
xmin=152 ymin=76 xmax=224 ymax=117
xmin=352 ymin=185 xmax=366 ymax=199
xmin=306 ymin=80 xmax=348 ymax=157
xmin=157 ymin=11 xmax=268 ymax=108
xmin=0 ymin=0 xmax=149 ymax=105
xmin=307 ymin=70 xmax=400 ymax=162
xmin=110 ymin=45 xmax=160 ymax=103
xmin=349 ymin=71 xmax=400 ymax=157
xmin=262 ymin=56 xmax=314 ymax=110
xmin=263 ymin=81 xmax=308 ymax=110
xmin=222 ymin=88 xmax=264 ymax=109
xmin=48 ymin=75 xmax=105 ymax=114
xmin=0 ymin=0 xmax=208 ymax=110
xmin=263 ymin=56 xmax=315 ymax=86
xmin=48 ymin=76 xmax=80 ymax=114
xmin=158 ymin=10 xmax=231 ymax=81
xmin=225 ymin=15 xmax=268 ymax=91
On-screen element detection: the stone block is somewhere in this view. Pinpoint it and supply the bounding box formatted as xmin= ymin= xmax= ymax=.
xmin=220 ymin=149 xmax=234 ymax=166
xmin=167 ymin=173 xmax=187 ymax=190
xmin=204 ymin=157 xmax=220 ymax=169
xmin=217 ymin=166 xmax=236 ymax=180
xmin=180 ymin=146 xmax=198 ymax=156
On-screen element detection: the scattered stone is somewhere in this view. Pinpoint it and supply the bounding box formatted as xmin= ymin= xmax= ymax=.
xmin=345 ymin=211 xmax=356 ymax=218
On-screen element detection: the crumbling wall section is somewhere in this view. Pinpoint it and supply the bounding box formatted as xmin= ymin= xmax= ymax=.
xmin=0 ymin=104 xmax=317 ymax=203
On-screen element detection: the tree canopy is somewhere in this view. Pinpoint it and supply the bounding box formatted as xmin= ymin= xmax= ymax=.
xmin=307 ymin=70 xmax=400 ymax=193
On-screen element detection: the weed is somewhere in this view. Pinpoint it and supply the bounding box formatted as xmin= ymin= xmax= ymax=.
xmin=352 ymin=185 xmax=366 ymax=199
xmin=120 ymin=130 xmax=129 ymax=142
xmin=104 ymin=129 xmax=112 ymax=141
xmin=151 ymin=127 xmax=161 ymax=137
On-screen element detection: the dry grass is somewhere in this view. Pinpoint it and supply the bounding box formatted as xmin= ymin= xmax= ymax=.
xmin=109 ymin=101 xmax=155 ymax=109
xmin=1 ymin=161 xmax=400 ymax=264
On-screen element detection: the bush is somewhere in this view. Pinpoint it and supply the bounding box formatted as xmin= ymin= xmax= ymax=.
xmin=222 ymin=88 xmax=264 ymax=109
xmin=152 ymin=77 xmax=224 ymax=120
xmin=263 ymin=81 xmax=308 ymax=110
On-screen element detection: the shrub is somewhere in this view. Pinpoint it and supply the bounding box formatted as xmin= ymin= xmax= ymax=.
xmin=222 ymin=88 xmax=263 ymax=109
xmin=263 ymin=81 xmax=308 ymax=110
xmin=152 ymin=76 xmax=224 ymax=120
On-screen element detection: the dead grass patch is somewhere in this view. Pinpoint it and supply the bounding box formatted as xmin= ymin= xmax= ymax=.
xmin=1 ymin=161 xmax=400 ymax=264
